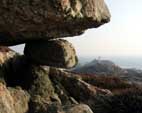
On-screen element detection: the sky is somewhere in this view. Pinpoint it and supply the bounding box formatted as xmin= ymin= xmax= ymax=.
xmin=67 ymin=0 xmax=142 ymax=57
xmin=12 ymin=0 xmax=142 ymax=57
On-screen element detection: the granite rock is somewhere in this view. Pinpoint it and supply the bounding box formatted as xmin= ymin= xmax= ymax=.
xmin=0 ymin=0 xmax=110 ymax=45
xmin=0 ymin=52 xmax=113 ymax=113
xmin=26 ymin=65 xmax=61 ymax=113
xmin=24 ymin=39 xmax=78 ymax=68
xmin=0 ymin=83 xmax=29 ymax=113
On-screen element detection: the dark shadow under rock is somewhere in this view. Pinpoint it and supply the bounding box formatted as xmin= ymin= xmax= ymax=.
xmin=0 ymin=46 xmax=18 ymax=84
xmin=24 ymin=65 xmax=62 ymax=113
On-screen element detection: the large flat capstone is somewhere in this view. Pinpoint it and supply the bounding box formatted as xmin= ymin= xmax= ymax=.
xmin=0 ymin=0 xmax=110 ymax=46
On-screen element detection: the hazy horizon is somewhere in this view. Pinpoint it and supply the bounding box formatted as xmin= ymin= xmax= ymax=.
xmin=78 ymin=55 xmax=142 ymax=70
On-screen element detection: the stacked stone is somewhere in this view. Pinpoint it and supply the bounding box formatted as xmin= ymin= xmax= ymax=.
xmin=24 ymin=39 xmax=78 ymax=68
xmin=22 ymin=37 xmax=79 ymax=113
xmin=0 ymin=0 xmax=110 ymax=113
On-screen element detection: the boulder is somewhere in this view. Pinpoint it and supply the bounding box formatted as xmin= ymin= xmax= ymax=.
xmin=0 ymin=0 xmax=110 ymax=46
xmin=24 ymin=39 xmax=78 ymax=68
xmin=0 ymin=83 xmax=29 ymax=113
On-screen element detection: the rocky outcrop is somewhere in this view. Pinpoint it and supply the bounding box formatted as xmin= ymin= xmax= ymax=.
xmin=48 ymin=67 xmax=112 ymax=112
xmin=1 ymin=44 xmax=141 ymax=113
xmin=24 ymin=39 xmax=78 ymax=68
xmin=0 ymin=46 xmax=113 ymax=113
xmin=0 ymin=0 xmax=111 ymax=112
xmin=0 ymin=0 xmax=110 ymax=46
xmin=0 ymin=46 xmax=18 ymax=84
xmin=0 ymin=83 xmax=29 ymax=113
xmin=5 ymin=60 xmax=112 ymax=112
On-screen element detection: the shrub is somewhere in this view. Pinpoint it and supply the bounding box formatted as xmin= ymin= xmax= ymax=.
xmin=93 ymin=88 xmax=142 ymax=113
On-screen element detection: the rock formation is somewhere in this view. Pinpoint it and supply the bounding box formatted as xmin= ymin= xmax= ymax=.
xmin=0 ymin=0 xmax=111 ymax=113
xmin=0 ymin=0 xmax=110 ymax=46
xmin=0 ymin=83 xmax=29 ymax=113
xmin=24 ymin=39 xmax=78 ymax=68
xmin=0 ymin=50 xmax=112 ymax=113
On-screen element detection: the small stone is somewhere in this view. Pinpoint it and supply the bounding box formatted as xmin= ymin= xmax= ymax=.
xmin=24 ymin=39 xmax=78 ymax=68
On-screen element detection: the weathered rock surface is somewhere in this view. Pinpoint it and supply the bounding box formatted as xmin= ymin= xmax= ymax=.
xmin=63 ymin=104 xmax=93 ymax=113
xmin=0 ymin=0 xmax=110 ymax=46
xmin=0 ymin=47 xmax=29 ymax=113
xmin=49 ymin=67 xmax=112 ymax=112
xmin=0 ymin=47 xmax=115 ymax=113
xmin=26 ymin=65 xmax=99 ymax=113
xmin=24 ymin=39 xmax=78 ymax=68
xmin=25 ymin=65 xmax=96 ymax=113
xmin=0 ymin=0 xmax=112 ymax=112
xmin=0 ymin=46 xmax=17 ymax=64
xmin=0 ymin=83 xmax=29 ymax=113
xmin=27 ymin=65 xmax=62 ymax=113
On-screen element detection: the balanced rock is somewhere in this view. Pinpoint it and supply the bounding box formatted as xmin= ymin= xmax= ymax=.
xmin=0 ymin=0 xmax=110 ymax=46
xmin=24 ymin=39 xmax=78 ymax=68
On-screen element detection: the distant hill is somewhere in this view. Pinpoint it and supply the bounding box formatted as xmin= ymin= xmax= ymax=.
xmin=73 ymin=59 xmax=124 ymax=76
xmin=72 ymin=59 xmax=142 ymax=84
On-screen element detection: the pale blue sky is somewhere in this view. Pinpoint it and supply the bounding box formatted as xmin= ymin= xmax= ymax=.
xmin=12 ymin=0 xmax=142 ymax=57
xmin=67 ymin=0 xmax=142 ymax=57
